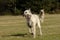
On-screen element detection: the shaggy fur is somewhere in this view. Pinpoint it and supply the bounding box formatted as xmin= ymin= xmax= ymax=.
xmin=24 ymin=9 xmax=44 ymax=38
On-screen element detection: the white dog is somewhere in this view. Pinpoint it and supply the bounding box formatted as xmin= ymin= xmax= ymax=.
xmin=24 ymin=9 xmax=44 ymax=38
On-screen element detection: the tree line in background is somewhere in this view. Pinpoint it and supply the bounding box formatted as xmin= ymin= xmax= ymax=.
xmin=0 ymin=0 xmax=60 ymax=15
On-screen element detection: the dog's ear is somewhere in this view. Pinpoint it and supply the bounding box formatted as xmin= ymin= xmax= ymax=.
xmin=28 ymin=8 xmax=31 ymax=12
xmin=29 ymin=8 xmax=30 ymax=10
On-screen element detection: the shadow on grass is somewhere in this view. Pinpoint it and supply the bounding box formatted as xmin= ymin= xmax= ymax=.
xmin=2 ymin=33 xmax=28 ymax=37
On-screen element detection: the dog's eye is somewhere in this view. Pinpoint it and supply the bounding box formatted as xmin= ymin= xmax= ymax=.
xmin=25 ymin=12 xmax=27 ymax=13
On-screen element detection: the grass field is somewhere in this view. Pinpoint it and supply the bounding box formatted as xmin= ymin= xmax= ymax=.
xmin=0 ymin=14 xmax=60 ymax=40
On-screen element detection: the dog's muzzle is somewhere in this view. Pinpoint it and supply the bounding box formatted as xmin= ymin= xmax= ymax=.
xmin=24 ymin=14 xmax=31 ymax=19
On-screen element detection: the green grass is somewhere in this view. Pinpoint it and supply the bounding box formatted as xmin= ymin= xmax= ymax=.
xmin=0 ymin=14 xmax=60 ymax=40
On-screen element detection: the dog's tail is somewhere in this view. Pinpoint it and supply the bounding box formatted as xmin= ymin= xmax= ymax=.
xmin=39 ymin=9 xmax=44 ymax=23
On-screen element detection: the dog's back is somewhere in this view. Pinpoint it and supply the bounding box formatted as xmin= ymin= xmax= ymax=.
xmin=29 ymin=14 xmax=40 ymax=24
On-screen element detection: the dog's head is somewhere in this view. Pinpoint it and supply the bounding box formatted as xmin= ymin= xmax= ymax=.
xmin=24 ymin=9 xmax=32 ymax=18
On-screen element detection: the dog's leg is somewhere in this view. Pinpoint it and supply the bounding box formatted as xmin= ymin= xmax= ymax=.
xmin=27 ymin=22 xmax=32 ymax=33
xmin=29 ymin=28 xmax=32 ymax=34
xmin=32 ymin=23 xmax=36 ymax=38
xmin=27 ymin=23 xmax=33 ymax=35
xmin=37 ymin=22 xmax=42 ymax=36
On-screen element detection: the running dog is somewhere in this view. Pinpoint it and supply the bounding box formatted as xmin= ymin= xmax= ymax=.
xmin=24 ymin=9 xmax=44 ymax=38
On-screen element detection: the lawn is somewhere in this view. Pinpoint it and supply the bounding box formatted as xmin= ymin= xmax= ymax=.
xmin=0 ymin=14 xmax=60 ymax=40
